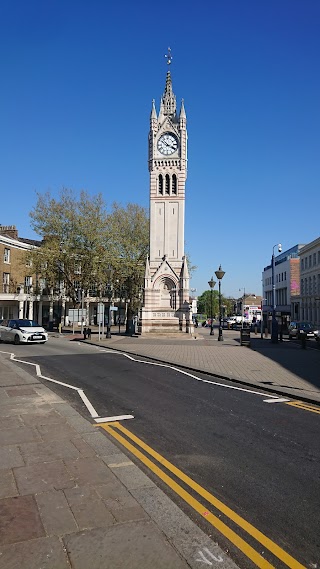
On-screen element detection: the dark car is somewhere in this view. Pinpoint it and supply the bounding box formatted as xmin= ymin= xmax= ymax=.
xmin=288 ymin=321 xmax=314 ymax=339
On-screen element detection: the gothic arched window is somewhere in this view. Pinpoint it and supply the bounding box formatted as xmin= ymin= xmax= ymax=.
xmin=158 ymin=174 xmax=163 ymax=195
xmin=172 ymin=174 xmax=177 ymax=194
xmin=165 ymin=174 xmax=170 ymax=194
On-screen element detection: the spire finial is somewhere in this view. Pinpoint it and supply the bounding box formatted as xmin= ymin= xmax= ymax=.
xmin=165 ymin=47 xmax=172 ymax=66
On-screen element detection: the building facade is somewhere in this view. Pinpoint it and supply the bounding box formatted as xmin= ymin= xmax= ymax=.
xmin=140 ymin=61 xmax=190 ymax=333
xmin=298 ymin=236 xmax=320 ymax=325
xmin=262 ymin=244 xmax=304 ymax=329
xmin=0 ymin=225 xmax=41 ymax=321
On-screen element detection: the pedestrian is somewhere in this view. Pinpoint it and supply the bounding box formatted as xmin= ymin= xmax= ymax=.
xmin=87 ymin=327 xmax=91 ymax=339
xmin=83 ymin=327 xmax=87 ymax=340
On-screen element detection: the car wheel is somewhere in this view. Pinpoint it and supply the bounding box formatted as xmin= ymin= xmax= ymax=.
xmin=14 ymin=334 xmax=20 ymax=345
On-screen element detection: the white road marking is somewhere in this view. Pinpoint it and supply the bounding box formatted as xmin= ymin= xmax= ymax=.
xmin=263 ymin=398 xmax=291 ymax=403
xmin=95 ymin=349 xmax=282 ymax=399
xmin=94 ymin=415 xmax=134 ymax=422
xmin=78 ymin=389 xmax=99 ymax=417
xmin=0 ymin=349 xmax=99 ymax=418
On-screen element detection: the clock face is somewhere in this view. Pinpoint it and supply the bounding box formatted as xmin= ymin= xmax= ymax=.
xmin=157 ymin=133 xmax=178 ymax=155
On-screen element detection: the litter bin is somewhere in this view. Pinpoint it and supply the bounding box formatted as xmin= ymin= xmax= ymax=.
xmin=240 ymin=328 xmax=251 ymax=347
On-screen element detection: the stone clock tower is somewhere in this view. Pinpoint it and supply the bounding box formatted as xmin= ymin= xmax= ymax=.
xmin=140 ymin=52 xmax=191 ymax=334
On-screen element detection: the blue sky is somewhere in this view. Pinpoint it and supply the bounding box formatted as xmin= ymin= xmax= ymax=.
xmin=1 ymin=0 xmax=319 ymax=298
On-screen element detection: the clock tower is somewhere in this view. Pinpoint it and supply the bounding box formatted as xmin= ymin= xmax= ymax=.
xmin=140 ymin=52 xmax=191 ymax=334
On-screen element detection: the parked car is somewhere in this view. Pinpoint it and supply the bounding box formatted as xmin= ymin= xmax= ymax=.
xmin=313 ymin=329 xmax=320 ymax=342
xmin=0 ymin=319 xmax=48 ymax=345
xmin=288 ymin=321 xmax=314 ymax=339
xmin=224 ymin=316 xmax=237 ymax=328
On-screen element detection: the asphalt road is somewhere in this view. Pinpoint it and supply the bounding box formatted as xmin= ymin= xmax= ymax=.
xmin=4 ymin=337 xmax=320 ymax=569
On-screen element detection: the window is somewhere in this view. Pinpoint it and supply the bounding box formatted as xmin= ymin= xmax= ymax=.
xmin=284 ymin=271 xmax=286 ymax=280
xmin=165 ymin=174 xmax=170 ymax=194
xmin=301 ymin=259 xmax=304 ymax=271
xmin=301 ymin=279 xmax=304 ymax=294
xmin=24 ymin=276 xmax=32 ymax=291
xmin=172 ymin=174 xmax=177 ymax=194
xmin=158 ymin=174 xmax=163 ymax=195
xmin=26 ymin=258 xmax=32 ymax=268
xmin=313 ymin=253 xmax=317 ymax=266
xmin=3 ymin=273 xmax=10 ymax=293
xmin=309 ymin=255 xmax=312 ymax=268
xmin=318 ymin=251 xmax=320 ymax=265
xmin=4 ymin=248 xmax=10 ymax=263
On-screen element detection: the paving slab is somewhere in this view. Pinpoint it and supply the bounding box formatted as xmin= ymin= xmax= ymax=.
xmin=0 ymin=469 xmax=18 ymax=499
xmin=63 ymin=521 xmax=190 ymax=569
xmin=0 ymin=445 xmax=24 ymax=469
xmin=0 ymin=536 xmax=70 ymax=569
xmin=64 ymin=485 xmax=114 ymax=530
xmin=19 ymin=438 xmax=82 ymax=465
xmin=35 ymin=490 xmax=78 ymax=536
xmin=0 ymin=426 xmax=41 ymax=446
xmin=0 ymin=494 xmax=45 ymax=545
xmin=14 ymin=459 xmax=75 ymax=494
xmin=65 ymin=456 xmax=115 ymax=486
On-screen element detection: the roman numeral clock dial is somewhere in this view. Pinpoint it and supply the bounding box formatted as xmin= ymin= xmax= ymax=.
xmin=157 ymin=133 xmax=178 ymax=155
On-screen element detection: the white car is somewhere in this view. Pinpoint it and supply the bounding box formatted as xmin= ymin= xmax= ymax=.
xmin=0 ymin=319 xmax=48 ymax=345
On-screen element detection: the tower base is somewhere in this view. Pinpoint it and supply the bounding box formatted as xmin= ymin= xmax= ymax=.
xmin=139 ymin=307 xmax=193 ymax=335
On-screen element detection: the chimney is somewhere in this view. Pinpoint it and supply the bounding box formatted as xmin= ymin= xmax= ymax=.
xmin=0 ymin=225 xmax=18 ymax=240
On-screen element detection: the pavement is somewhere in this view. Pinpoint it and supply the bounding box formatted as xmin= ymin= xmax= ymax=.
xmin=0 ymin=326 xmax=319 ymax=569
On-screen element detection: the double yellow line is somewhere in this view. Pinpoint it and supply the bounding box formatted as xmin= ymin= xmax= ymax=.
xmin=99 ymin=421 xmax=305 ymax=569
xmin=285 ymin=401 xmax=320 ymax=414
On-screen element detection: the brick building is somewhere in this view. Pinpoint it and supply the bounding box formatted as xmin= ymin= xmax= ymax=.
xmin=0 ymin=225 xmax=41 ymax=321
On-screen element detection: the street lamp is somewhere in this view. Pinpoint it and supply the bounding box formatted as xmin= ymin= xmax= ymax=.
xmin=271 ymin=243 xmax=282 ymax=343
xmin=215 ymin=265 xmax=225 ymax=341
xmin=208 ymin=277 xmax=216 ymax=336
xmin=239 ymin=287 xmax=246 ymax=329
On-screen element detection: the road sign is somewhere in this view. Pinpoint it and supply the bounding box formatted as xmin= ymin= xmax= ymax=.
xmin=110 ymin=307 xmax=118 ymax=311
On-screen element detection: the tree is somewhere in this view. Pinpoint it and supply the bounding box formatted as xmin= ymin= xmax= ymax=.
xmin=197 ymin=290 xmax=220 ymax=318
xmin=28 ymin=189 xmax=149 ymax=325
xmin=197 ymin=289 xmax=233 ymax=318
xmin=106 ymin=202 xmax=149 ymax=331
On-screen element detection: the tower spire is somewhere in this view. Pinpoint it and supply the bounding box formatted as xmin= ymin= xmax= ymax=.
xmin=161 ymin=47 xmax=176 ymax=117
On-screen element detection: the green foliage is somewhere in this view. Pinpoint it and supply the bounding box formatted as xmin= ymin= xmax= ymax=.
xmin=197 ymin=290 xmax=219 ymax=318
xmin=197 ymin=289 xmax=234 ymax=318
xmin=28 ymin=189 xmax=149 ymax=312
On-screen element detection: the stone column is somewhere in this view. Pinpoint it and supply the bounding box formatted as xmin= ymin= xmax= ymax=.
xmin=28 ymin=299 xmax=33 ymax=320
xmin=18 ymin=301 xmax=24 ymax=319
xmin=61 ymin=299 xmax=66 ymax=326
xmin=38 ymin=301 xmax=43 ymax=325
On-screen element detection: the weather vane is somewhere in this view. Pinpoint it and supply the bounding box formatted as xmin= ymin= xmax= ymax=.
xmin=165 ymin=47 xmax=172 ymax=65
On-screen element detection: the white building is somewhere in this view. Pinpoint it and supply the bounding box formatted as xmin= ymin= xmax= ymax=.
xmin=262 ymin=245 xmax=304 ymax=329
xmin=298 ymin=236 xmax=320 ymax=325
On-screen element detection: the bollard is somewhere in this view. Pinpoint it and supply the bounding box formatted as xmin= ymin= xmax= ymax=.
xmin=105 ymin=325 xmax=111 ymax=339
xmin=300 ymin=332 xmax=307 ymax=349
